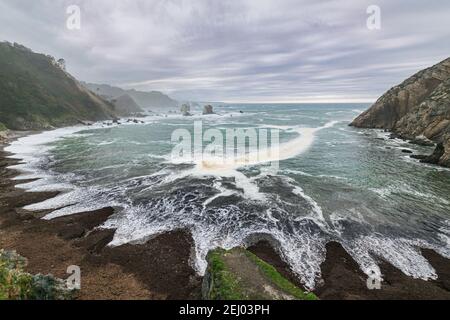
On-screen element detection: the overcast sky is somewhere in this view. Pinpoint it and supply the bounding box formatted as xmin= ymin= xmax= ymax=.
xmin=1 ymin=0 xmax=449 ymax=103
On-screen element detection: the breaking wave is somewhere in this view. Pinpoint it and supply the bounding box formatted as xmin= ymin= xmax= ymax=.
xmin=5 ymin=105 xmax=450 ymax=290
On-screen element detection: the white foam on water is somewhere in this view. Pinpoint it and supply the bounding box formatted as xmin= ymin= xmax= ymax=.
xmin=203 ymin=180 xmax=236 ymax=206
xmin=6 ymin=115 xmax=450 ymax=291
xmin=370 ymin=182 xmax=450 ymax=205
xmin=343 ymin=235 xmax=446 ymax=281
xmin=168 ymin=121 xmax=339 ymax=201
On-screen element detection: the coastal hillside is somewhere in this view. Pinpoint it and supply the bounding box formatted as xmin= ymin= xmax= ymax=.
xmin=111 ymin=94 xmax=144 ymax=115
xmin=351 ymin=58 xmax=450 ymax=167
xmin=0 ymin=42 xmax=120 ymax=130
xmin=82 ymin=82 xmax=178 ymax=111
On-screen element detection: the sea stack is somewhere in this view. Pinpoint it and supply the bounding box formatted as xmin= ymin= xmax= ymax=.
xmin=351 ymin=58 xmax=450 ymax=167
xmin=203 ymin=105 xmax=214 ymax=115
xmin=181 ymin=104 xmax=192 ymax=116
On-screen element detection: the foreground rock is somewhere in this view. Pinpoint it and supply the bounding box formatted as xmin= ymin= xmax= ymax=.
xmin=351 ymin=58 xmax=450 ymax=167
xmin=202 ymin=248 xmax=317 ymax=300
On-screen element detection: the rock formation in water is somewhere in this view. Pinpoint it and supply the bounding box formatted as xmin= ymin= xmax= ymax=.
xmin=180 ymin=104 xmax=192 ymax=116
xmin=203 ymin=105 xmax=214 ymax=115
xmin=351 ymin=58 xmax=450 ymax=167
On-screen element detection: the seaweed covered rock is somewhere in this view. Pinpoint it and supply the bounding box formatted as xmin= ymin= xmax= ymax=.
xmin=0 ymin=250 xmax=75 ymax=300
xmin=202 ymin=248 xmax=317 ymax=300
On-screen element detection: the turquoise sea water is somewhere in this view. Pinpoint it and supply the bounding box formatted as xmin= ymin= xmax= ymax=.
xmin=7 ymin=104 xmax=450 ymax=289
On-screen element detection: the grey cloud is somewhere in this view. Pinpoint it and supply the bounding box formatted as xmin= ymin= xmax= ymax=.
xmin=0 ymin=0 xmax=449 ymax=102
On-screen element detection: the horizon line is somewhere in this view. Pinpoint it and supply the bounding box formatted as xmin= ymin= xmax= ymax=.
xmin=216 ymin=100 xmax=375 ymax=104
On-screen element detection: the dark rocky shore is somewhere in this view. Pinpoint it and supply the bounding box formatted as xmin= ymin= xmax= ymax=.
xmin=351 ymin=57 xmax=450 ymax=168
xmin=1 ymin=137 xmax=450 ymax=300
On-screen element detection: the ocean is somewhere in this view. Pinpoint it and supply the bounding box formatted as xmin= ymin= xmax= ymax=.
xmin=6 ymin=103 xmax=450 ymax=289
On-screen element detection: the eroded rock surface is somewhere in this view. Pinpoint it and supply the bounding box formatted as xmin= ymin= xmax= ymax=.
xmin=351 ymin=58 xmax=450 ymax=167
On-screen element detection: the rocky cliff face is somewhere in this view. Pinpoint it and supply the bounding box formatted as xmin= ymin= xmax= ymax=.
xmin=351 ymin=58 xmax=450 ymax=167
xmin=0 ymin=42 xmax=117 ymax=130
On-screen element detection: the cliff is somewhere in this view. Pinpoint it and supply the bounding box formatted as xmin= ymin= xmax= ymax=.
xmin=82 ymin=82 xmax=178 ymax=111
xmin=351 ymin=58 xmax=450 ymax=167
xmin=0 ymin=42 xmax=118 ymax=130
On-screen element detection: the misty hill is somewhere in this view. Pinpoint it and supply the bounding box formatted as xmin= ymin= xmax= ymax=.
xmin=0 ymin=42 xmax=120 ymax=130
xmin=111 ymin=94 xmax=143 ymax=115
xmin=82 ymin=82 xmax=178 ymax=110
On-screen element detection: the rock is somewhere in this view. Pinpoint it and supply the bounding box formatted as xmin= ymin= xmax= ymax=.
xmin=180 ymin=104 xmax=192 ymax=116
xmin=351 ymin=58 xmax=450 ymax=168
xmin=420 ymin=142 xmax=446 ymax=165
xmin=0 ymin=131 xmax=8 ymax=143
xmin=351 ymin=58 xmax=450 ymax=130
xmin=57 ymin=225 xmax=86 ymax=240
xmin=409 ymin=136 xmax=435 ymax=147
xmin=389 ymin=133 xmax=399 ymax=140
xmin=410 ymin=154 xmax=428 ymax=160
xmin=203 ymin=105 xmax=214 ymax=115
xmin=202 ymin=248 xmax=317 ymax=300
xmin=402 ymin=149 xmax=413 ymax=154
xmin=80 ymin=120 xmax=94 ymax=126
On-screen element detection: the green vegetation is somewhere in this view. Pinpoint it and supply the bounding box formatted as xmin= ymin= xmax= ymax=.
xmin=245 ymin=251 xmax=318 ymax=300
xmin=0 ymin=42 xmax=116 ymax=130
xmin=0 ymin=122 xmax=7 ymax=131
xmin=0 ymin=250 xmax=75 ymax=300
xmin=204 ymin=248 xmax=318 ymax=300
xmin=205 ymin=249 xmax=246 ymax=300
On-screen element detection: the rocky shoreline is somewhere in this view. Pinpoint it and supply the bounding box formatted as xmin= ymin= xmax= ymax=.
xmin=1 ymin=135 xmax=450 ymax=300
xmin=351 ymin=57 xmax=450 ymax=168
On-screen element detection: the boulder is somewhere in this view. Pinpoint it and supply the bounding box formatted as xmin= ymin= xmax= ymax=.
xmin=181 ymin=104 xmax=192 ymax=116
xmin=203 ymin=105 xmax=214 ymax=115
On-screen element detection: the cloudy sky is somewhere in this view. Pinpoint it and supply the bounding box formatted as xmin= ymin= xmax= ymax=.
xmin=1 ymin=0 xmax=449 ymax=103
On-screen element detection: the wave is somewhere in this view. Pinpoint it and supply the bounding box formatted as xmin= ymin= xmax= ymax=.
xmin=5 ymin=111 xmax=450 ymax=291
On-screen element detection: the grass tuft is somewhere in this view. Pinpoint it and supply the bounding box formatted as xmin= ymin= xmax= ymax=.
xmin=245 ymin=250 xmax=318 ymax=300
xmin=205 ymin=249 xmax=246 ymax=300
xmin=0 ymin=250 xmax=75 ymax=300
